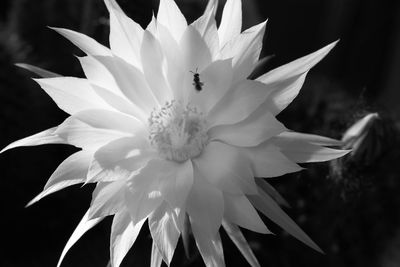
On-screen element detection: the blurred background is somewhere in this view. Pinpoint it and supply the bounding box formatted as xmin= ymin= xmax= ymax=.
xmin=0 ymin=0 xmax=400 ymax=266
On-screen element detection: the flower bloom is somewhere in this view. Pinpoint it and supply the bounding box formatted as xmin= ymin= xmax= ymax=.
xmin=1 ymin=0 xmax=349 ymax=266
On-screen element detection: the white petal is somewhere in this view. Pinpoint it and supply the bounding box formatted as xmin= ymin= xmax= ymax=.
xmin=87 ymin=135 xmax=155 ymax=183
xmin=220 ymin=20 xmax=267 ymax=83
xmin=155 ymin=23 xmax=186 ymax=101
xmin=192 ymin=3 xmax=219 ymax=59
xmin=34 ymin=77 xmax=112 ymax=115
xmin=277 ymin=131 xmax=343 ymax=146
xmin=218 ymin=0 xmax=242 ymax=47
xmin=151 ymin=242 xmax=164 ymax=267
xmin=209 ymin=111 xmax=286 ymax=147
xmin=54 ymin=116 xmax=127 ymax=149
xmin=193 ymin=142 xmax=257 ymax=195
xmin=149 ymin=202 xmax=180 ymax=265
xmin=89 ymin=180 xmax=126 ymax=218
xmin=1 ymin=127 xmax=64 ymax=154
xmin=255 ymin=179 xmax=290 ymax=208
xmin=110 ymin=210 xmax=145 ymax=267
xmin=257 ymin=41 xmax=338 ymax=114
xmin=93 ymin=55 xmax=159 ymax=114
xmin=189 ymin=59 xmax=233 ymax=113
xmin=104 ymin=0 xmax=143 ymax=68
xmin=15 ymin=63 xmax=60 ymax=78
xmin=187 ymin=163 xmax=224 ymax=237
xmin=141 ymin=31 xmax=172 ymax=105
xmin=159 ymin=160 xmax=193 ymax=212
xmin=224 ymin=194 xmax=270 ymax=234
xmin=207 ymin=79 xmax=274 ymax=127
xmin=222 ymin=221 xmax=260 ymax=267
xmin=242 ymin=143 xmax=302 ymax=178
xmin=248 ymin=189 xmax=323 ymax=253
xmin=190 ymin=221 xmax=225 ymax=267
xmin=92 ymin=85 xmax=148 ymax=123
xmin=71 ymin=109 xmax=145 ymax=135
xmin=257 ymin=41 xmax=338 ymax=84
xmin=77 ymin=56 xmax=120 ymax=96
xmin=157 ymin=0 xmax=187 ymax=42
xmin=273 ymin=136 xmax=349 ymax=163
xmin=50 ymin=27 xmax=111 ymax=56
xmin=125 ymin=159 xmax=171 ymax=224
xmin=57 ymin=210 xmax=104 ymax=267
xmin=27 ymin=149 xmax=93 ymax=206
xmin=180 ymin=26 xmax=212 ymax=73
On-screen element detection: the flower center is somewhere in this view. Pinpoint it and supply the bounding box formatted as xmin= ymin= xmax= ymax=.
xmin=148 ymin=100 xmax=208 ymax=162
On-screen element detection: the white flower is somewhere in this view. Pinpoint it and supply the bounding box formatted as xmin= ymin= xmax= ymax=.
xmin=1 ymin=0 xmax=349 ymax=266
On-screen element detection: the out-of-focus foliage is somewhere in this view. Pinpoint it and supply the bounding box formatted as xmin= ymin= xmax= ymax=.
xmin=1 ymin=0 xmax=400 ymax=267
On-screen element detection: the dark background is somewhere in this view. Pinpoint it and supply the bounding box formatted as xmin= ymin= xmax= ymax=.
xmin=1 ymin=0 xmax=400 ymax=266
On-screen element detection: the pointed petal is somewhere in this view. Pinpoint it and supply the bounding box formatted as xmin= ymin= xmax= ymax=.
xmin=57 ymin=210 xmax=104 ymax=267
xmin=257 ymin=41 xmax=338 ymax=114
xmin=141 ymin=30 xmax=172 ymax=105
xmin=151 ymin=241 xmax=164 ymax=267
xmin=221 ymin=21 xmax=267 ymax=83
xmin=89 ymin=180 xmax=126 ymax=218
xmin=218 ymin=0 xmax=242 ymax=47
xmin=55 ymin=116 xmax=127 ymax=149
xmin=257 ymin=41 xmax=338 ymax=84
xmin=222 ymin=221 xmax=260 ymax=267
xmin=193 ymin=142 xmax=257 ymax=195
xmin=273 ymin=136 xmax=350 ymax=163
xmin=15 ymin=63 xmax=61 ymax=78
xmin=34 ymin=77 xmax=112 ymax=115
xmin=248 ymin=190 xmax=324 ymax=253
xmin=149 ymin=202 xmax=180 ymax=265
xmin=157 ymin=0 xmax=187 ymax=42
xmin=27 ymin=150 xmax=93 ymax=206
xmin=192 ymin=2 xmax=219 ymax=59
xmin=93 ymin=55 xmax=159 ymax=114
xmin=189 ymin=59 xmax=233 ymax=113
xmin=209 ymin=111 xmax=286 ymax=147
xmin=224 ymin=194 xmax=270 ymax=234
xmin=50 ymin=27 xmax=111 ymax=56
xmin=187 ymin=162 xmax=224 ymax=237
xmin=104 ymin=0 xmax=143 ymax=68
xmin=110 ymin=210 xmax=145 ymax=267
xmin=242 ymin=143 xmax=302 ymax=178
xmin=190 ymin=221 xmax=225 ymax=267
xmin=71 ymin=109 xmax=145 ymax=135
xmin=277 ymin=131 xmax=343 ymax=146
xmin=1 ymin=127 xmax=64 ymax=154
xmin=207 ymin=79 xmax=274 ymax=127
xmin=255 ymin=179 xmax=290 ymax=208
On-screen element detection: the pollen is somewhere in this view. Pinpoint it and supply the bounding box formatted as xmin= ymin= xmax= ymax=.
xmin=148 ymin=100 xmax=208 ymax=162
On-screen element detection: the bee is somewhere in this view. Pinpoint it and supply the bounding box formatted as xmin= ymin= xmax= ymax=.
xmin=190 ymin=68 xmax=204 ymax=92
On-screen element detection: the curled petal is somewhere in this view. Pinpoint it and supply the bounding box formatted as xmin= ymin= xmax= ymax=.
xmin=57 ymin=210 xmax=104 ymax=267
xmin=50 ymin=27 xmax=112 ymax=56
xmin=27 ymin=149 xmax=93 ymax=206
xmin=1 ymin=127 xmax=64 ymax=154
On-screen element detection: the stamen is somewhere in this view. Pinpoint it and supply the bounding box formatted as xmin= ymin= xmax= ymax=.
xmin=148 ymin=100 xmax=208 ymax=162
